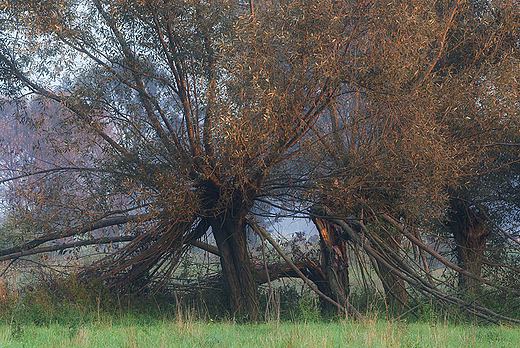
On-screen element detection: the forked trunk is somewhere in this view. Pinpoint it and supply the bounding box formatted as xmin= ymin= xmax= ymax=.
xmin=312 ymin=217 xmax=350 ymax=313
xmin=211 ymin=215 xmax=260 ymax=321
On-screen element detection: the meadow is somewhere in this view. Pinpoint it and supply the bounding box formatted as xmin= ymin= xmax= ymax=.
xmin=0 ymin=315 xmax=518 ymax=348
xmin=0 ymin=260 xmax=518 ymax=347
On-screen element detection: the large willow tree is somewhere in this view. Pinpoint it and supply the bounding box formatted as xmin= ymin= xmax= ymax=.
xmin=2 ymin=0 xmax=519 ymax=323
xmin=304 ymin=0 xmax=520 ymax=317
xmin=0 ymin=0 xmax=372 ymax=319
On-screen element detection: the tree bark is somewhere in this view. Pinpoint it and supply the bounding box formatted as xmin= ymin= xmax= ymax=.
xmin=211 ymin=214 xmax=260 ymax=321
xmin=449 ymin=198 xmax=489 ymax=295
xmin=312 ymin=217 xmax=350 ymax=313
xmin=373 ymin=230 xmax=409 ymax=309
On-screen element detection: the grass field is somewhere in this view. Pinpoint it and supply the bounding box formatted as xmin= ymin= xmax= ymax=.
xmin=0 ymin=266 xmax=518 ymax=347
xmin=0 ymin=316 xmax=517 ymax=348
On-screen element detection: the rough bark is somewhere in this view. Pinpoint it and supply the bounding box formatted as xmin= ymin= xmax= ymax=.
xmin=373 ymin=230 xmax=409 ymax=309
xmin=312 ymin=217 xmax=350 ymax=313
xmin=449 ymin=198 xmax=489 ymax=295
xmin=211 ymin=214 xmax=259 ymax=321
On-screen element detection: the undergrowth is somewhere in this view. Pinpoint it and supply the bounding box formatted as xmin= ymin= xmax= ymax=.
xmin=0 ymin=271 xmax=518 ymax=328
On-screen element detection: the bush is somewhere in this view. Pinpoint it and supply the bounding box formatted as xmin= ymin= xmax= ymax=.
xmin=11 ymin=271 xmax=115 ymax=325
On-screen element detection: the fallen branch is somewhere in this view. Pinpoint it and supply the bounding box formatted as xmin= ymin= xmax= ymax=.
xmin=190 ymin=240 xmax=219 ymax=256
xmin=0 ymin=235 xmax=136 ymax=262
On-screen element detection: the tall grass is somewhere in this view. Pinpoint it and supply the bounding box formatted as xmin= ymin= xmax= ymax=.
xmin=0 ymin=273 xmax=518 ymax=347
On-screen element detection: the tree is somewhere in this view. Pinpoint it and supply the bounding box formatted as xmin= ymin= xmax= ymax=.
xmin=440 ymin=0 xmax=520 ymax=294
xmin=1 ymin=0 xmax=519 ymax=323
xmin=0 ymin=0 xmax=367 ymax=319
xmin=305 ymin=0 xmax=520 ymax=309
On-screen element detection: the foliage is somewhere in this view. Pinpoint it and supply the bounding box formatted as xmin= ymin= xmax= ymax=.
xmin=3 ymin=273 xmax=114 ymax=325
xmin=0 ymin=0 xmax=363 ymax=319
xmin=0 ymin=0 xmax=519 ymax=323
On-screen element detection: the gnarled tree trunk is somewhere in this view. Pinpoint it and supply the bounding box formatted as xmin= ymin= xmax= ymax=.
xmin=312 ymin=217 xmax=350 ymax=313
xmin=211 ymin=212 xmax=259 ymax=321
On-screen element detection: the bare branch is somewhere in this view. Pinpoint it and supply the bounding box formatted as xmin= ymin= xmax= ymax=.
xmin=0 ymin=215 xmax=148 ymax=258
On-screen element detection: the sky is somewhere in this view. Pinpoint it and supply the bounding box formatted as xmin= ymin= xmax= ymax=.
xmin=270 ymin=217 xmax=317 ymax=237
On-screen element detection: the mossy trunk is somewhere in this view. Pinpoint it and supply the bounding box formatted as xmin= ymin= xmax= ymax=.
xmin=211 ymin=214 xmax=259 ymax=321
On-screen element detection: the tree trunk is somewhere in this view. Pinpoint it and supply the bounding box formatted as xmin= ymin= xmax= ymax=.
xmin=211 ymin=214 xmax=260 ymax=321
xmin=449 ymin=198 xmax=489 ymax=295
xmin=375 ymin=259 xmax=409 ymax=309
xmin=455 ymin=232 xmax=486 ymax=294
xmin=373 ymin=230 xmax=408 ymax=309
xmin=312 ymin=217 xmax=350 ymax=313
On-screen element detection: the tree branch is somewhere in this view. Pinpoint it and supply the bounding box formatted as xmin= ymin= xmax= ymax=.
xmin=0 ymin=215 xmax=148 ymax=258
xmin=0 ymin=235 xmax=136 ymax=262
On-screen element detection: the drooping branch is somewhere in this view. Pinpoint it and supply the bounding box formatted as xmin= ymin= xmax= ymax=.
xmin=381 ymin=213 xmax=520 ymax=297
xmin=89 ymin=217 xmax=211 ymax=288
xmin=0 ymin=235 xmax=219 ymax=263
xmin=0 ymin=235 xmax=136 ymax=262
xmin=0 ymin=215 xmax=147 ymax=258
xmin=310 ymin=205 xmax=520 ymax=324
xmin=0 ymin=167 xmax=111 ymax=185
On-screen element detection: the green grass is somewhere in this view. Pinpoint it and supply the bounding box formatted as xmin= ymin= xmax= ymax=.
xmin=0 ymin=317 xmax=518 ymax=347
xmin=0 ymin=274 xmax=518 ymax=347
